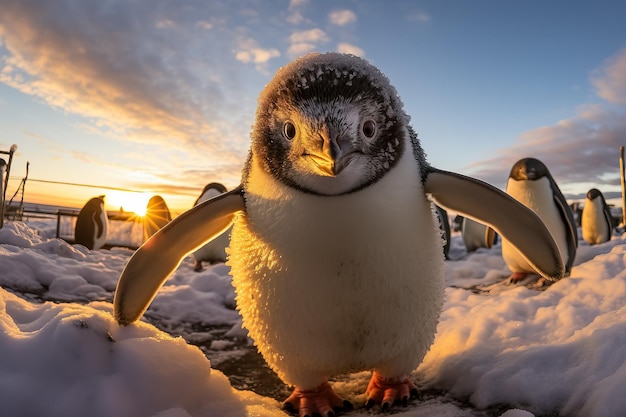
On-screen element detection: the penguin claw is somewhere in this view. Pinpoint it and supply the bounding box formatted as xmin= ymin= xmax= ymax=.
xmin=364 ymin=372 xmax=417 ymax=411
xmin=283 ymin=382 xmax=349 ymax=417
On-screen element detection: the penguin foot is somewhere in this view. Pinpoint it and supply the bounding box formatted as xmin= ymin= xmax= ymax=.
xmin=508 ymin=272 xmax=529 ymax=283
xmin=283 ymin=382 xmax=352 ymax=417
xmin=365 ymin=372 xmax=418 ymax=411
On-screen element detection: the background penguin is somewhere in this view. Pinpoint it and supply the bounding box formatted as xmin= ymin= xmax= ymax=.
xmin=114 ymin=53 xmax=563 ymax=416
xmin=143 ymin=195 xmax=172 ymax=242
xmin=191 ymin=183 xmax=231 ymax=271
xmin=434 ymin=205 xmax=451 ymax=259
xmin=502 ymin=157 xmax=577 ymax=282
xmin=461 ymin=217 xmax=498 ymax=252
xmin=581 ymin=188 xmax=613 ymax=245
xmin=74 ymin=195 xmax=108 ymax=250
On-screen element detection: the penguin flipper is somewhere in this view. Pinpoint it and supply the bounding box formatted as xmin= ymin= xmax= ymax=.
xmin=424 ymin=168 xmax=565 ymax=280
xmin=114 ymin=186 xmax=246 ymax=325
xmin=552 ymin=191 xmax=578 ymax=274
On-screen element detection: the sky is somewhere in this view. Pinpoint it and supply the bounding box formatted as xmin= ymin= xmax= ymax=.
xmin=1 ymin=0 xmax=626 ymax=214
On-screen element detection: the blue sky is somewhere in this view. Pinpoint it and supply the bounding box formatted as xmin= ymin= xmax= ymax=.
xmin=1 ymin=0 xmax=625 ymax=213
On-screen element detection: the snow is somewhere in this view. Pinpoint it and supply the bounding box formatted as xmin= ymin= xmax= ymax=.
xmin=1 ymin=218 xmax=626 ymax=416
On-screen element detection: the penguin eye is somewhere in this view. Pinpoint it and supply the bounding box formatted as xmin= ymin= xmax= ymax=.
xmin=362 ymin=119 xmax=377 ymax=138
xmin=283 ymin=121 xmax=297 ymax=140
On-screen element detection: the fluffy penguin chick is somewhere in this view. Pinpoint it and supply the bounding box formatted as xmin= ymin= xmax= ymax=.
xmin=228 ymin=53 xmax=444 ymax=414
xmin=581 ymin=188 xmax=613 ymax=245
xmin=114 ymin=53 xmax=565 ymax=417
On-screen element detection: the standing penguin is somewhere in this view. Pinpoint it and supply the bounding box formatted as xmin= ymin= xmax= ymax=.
xmin=114 ymin=53 xmax=563 ymax=416
xmin=191 ymin=183 xmax=231 ymax=270
xmin=502 ymin=157 xmax=577 ymax=282
xmin=74 ymin=195 xmax=108 ymax=250
xmin=461 ymin=217 xmax=498 ymax=252
xmin=143 ymin=195 xmax=172 ymax=242
xmin=581 ymin=188 xmax=613 ymax=245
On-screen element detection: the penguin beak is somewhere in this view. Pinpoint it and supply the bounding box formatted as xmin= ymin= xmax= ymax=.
xmin=306 ymin=125 xmax=355 ymax=176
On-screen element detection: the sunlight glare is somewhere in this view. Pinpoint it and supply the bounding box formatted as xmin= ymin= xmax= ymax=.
xmin=107 ymin=191 xmax=150 ymax=216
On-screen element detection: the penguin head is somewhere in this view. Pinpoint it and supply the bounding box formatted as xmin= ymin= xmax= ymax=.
xmin=86 ymin=195 xmax=105 ymax=209
xmin=509 ymin=157 xmax=550 ymax=181
xmin=586 ymin=188 xmax=602 ymax=201
xmin=250 ymin=52 xmax=415 ymax=196
xmin=203 ymin=182 xmax=228 ymax=195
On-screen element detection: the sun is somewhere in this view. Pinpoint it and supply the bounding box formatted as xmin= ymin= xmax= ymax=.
xmin=107 ymin=191 xmax=150 ymax=216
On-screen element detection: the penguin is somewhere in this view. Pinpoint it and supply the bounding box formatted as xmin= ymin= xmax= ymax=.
xmin=581 ymin=188 xmax=613 ymax=245
xmin=461 ymin=217 xmax=498 ymax=252
xmin=114 ymin=53 xmax=563 ymax=416
xmin=74 ymin=195 xmax=108 ymax=250
xmin=434 ymin=205 xmax=451 ymax=259
xmin=502 ymin=157 xmax=577 ymax=282
xmin=143 ymin=195 xmax=172 ymax=242
xmin=191 ymin=183 xmax=231 ymax=271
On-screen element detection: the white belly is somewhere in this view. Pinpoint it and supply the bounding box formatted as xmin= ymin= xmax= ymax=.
xmin=228 ymin=149 xmax=444 ymax=388
xmin=502 ymin=178 xmax=569 ymax=273
xmin=582 ymin=199 xmax=610 ymax=245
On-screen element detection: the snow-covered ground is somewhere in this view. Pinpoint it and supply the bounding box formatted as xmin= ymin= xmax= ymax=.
xmin=1 ymin=217 xmax=625 ymax=417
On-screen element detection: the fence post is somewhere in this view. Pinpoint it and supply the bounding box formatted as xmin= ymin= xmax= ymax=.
xmin=619 ymin=146 xmax=626 ymax=226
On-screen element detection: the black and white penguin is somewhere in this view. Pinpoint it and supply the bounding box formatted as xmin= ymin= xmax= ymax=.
xmin=461 ymin=217 xmax=498 ymax=252
xmin=581 ymin=188 xmax=613 ymax=245
xmin=191 ymin=183 xmax=231 ymax=271
xmin=74 ymin=195 xmax=108 ymax=250
xmin=434 ymin=205 xmax=451 ymax=259
xmin=502 ymin=157 xmax=577 ymax=282
xmin=114 ymin=53 xmax=563 ymax=416
xmin=143 ymin=195 xmax=172 ymax=242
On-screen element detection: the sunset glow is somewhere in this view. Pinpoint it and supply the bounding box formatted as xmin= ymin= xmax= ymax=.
xmin=107 ymin=191 xmax=150 ymax=216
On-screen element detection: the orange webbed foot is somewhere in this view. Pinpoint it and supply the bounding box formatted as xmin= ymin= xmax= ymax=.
xmin=508 ymin=272 xmax=529 ymax=283
xmin=283 ymin=382 xmax=353 ymax=417
xmin=365 ymin=372 xmax=418 ymax=411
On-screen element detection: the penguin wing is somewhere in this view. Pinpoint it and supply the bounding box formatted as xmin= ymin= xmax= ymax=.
xmin=602 ymin=202 xmax=614 ymax=236
xmin=424 ymin=168 xmax=564 ymax=280
xmin=551 ymin=182 xmax=578 ymax=274
xmin=114 ymin=186 xmax=246 ymax=325
xmin=95 ymin=211 xmax=105 ymax=239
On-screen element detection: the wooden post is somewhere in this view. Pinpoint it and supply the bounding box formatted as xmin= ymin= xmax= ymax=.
xmin=619 ymin=146 xmax=626 ymax=226
xmin=0 ymin=144 xmax=17 ymax=228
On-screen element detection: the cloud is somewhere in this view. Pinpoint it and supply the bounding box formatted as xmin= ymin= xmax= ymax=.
xmin=408 ymin=11 xmax=432 ymax=23
xmin=288 ymin=28 xmax=329 ymax=58
xmin=234 ymin=37 xmax=280 ymax=72
xmin=329 ymin=10 xmax=356 ymax=26
xmin=235 ymin=45 xmax=280 ymax=65
xmin=195 ymin=20 xmax=214 ymax=30
xmin=287 ymin=0 xmax=310 ymax=25
xmin=287 ymin=43 xmax=317 ymax=57
xmin=288 ymin=0 xmax=308 ymax=8
xmin=0 ymin=0 xmax=252 ymax=193
xmin=591 ymin=48 xmax=626 ymax=106
xmin=336 ymin=43 xmax=365 ymax=57
xmin=156 ymin=19 xmax=175 ymax=29
xmin=465 ymin=48 xmax=626 ymax=200
xmin=290 ymin=28 xmax=328 ymax=44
